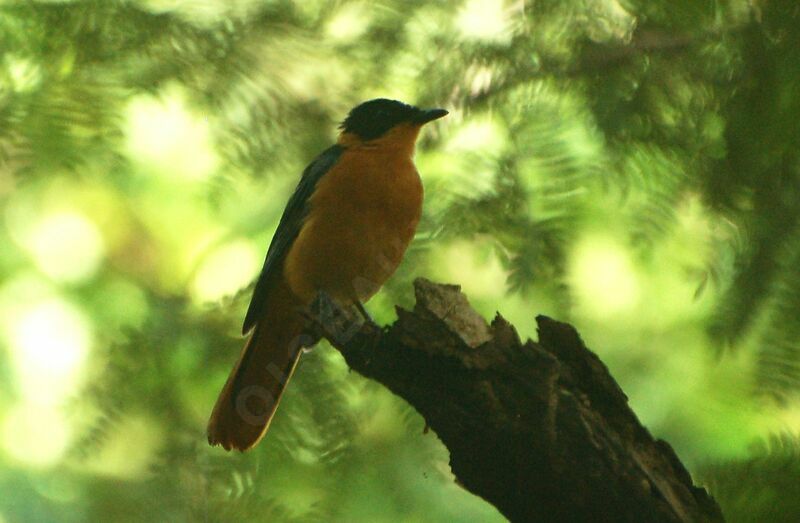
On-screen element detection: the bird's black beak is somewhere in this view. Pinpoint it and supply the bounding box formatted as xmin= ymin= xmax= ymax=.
xmin=414 ymin=108 xmax=449 ymax=124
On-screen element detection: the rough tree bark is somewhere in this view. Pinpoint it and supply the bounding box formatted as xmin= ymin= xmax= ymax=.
xmin=307 ymin=278 xmax=725 ymax=523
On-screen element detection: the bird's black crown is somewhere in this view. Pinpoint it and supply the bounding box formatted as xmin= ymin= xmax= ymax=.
xmin=340 ymin=98 xmax=447 ymax=141
xmin=340 ymin=99 xmax=420 ymax=140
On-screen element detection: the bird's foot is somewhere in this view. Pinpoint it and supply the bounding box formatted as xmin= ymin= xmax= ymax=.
xmin=353 ymin=300 xmax=374 ymax=324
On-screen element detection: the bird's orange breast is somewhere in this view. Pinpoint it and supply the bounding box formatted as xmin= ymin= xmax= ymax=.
xmin=283 ymin=143 xmax=424 ymax=304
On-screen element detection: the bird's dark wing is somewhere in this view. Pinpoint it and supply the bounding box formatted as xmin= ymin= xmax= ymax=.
xmin=242 ymin=144 xmax=345 ymax=334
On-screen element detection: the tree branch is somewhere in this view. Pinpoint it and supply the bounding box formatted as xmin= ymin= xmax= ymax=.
xmin=306 ymin=278 xmax=724 ymax=523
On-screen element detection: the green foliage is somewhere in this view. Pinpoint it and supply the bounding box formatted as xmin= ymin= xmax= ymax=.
xmin=2 ymin=0 xmax=800 ymax=521
xmin=700 ymin=433 xmax=800 ymax=523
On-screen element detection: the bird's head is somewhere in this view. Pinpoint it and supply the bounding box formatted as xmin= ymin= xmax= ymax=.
xmin=337 ymin=98 xmax=447 ymax=152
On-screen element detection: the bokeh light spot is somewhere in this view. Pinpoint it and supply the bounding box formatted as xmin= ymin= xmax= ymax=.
xmin=325 ymin=3 xmax=370 ymax=42
xmin=2 ymin=403 xmax=71 ymax=467
xmin=23 ymin=211 xmax=105 ymax=283
xmin=569 ymin=235 xmax=640 ymax=319
xmin=446 ymin=117 xmax=507 ymax=154
xmin=83 ymin=415 xmax=163 ymax=479
xmin=125 ymin=85 xmax=219 ymax=181
xmin=457 ymin=0 xmax=513 ymax=43
xmin=191 ymin=239 xmax=260 ymax=303
xmin=10 ymin=298 xmax=92 ymax=406
xmin=5 ymin=54 xmax=42 ymax=93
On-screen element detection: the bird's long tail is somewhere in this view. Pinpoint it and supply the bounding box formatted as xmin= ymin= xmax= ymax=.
xmin=207 ymin=278 xmax=307 ymax=451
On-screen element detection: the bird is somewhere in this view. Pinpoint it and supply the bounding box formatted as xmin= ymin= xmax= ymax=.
xmin=207 ymin=98 xmax=448 ymax=451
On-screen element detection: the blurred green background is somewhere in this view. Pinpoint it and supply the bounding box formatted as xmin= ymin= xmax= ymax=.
xmin=2 ymin=0 xmax=800 ymax=521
